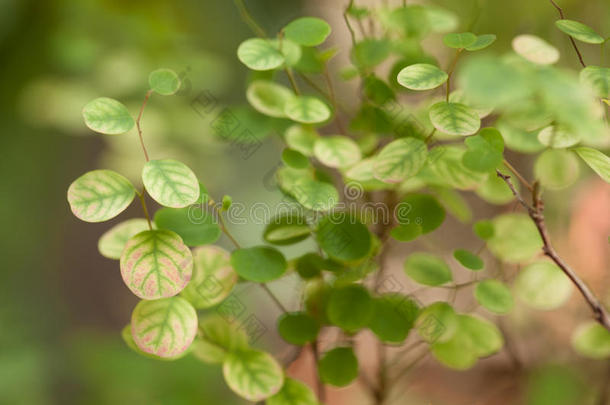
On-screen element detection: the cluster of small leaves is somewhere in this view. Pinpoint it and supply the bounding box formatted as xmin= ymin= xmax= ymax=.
xmin=68 ymin=3 xmax=610 ymax=404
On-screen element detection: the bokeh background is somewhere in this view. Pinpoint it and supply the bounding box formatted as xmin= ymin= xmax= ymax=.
xmin=1 ymin=0 xmax=609 ymax=404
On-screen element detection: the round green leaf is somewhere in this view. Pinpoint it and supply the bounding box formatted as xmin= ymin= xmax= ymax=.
xmin=98 ymin=218 xmax=150 ymax=259
xmin=571 ymin=322 xmax=610 ymax=359
xmin=142 ymin=159 xmax=200 ymax=208
xmin=317 ymin=212 xmax=372 ymax=262
xmin=512 ymin=34 xmax=559 ymax=65
xmin=82 ymin=97 xmax=134 ymax=135
xmin=290 ymin=177 xmax=339 ymax=212
xmin=284 ymin=125 xmax=318 ymax=156
xmin=474 ymin=280 xmax=514 ymax=314
xmin=230 ymin=246 xmax=287 ymax=282
xmin=180 ymin=246 xmax=237 ymax=309
xmin=462 ymin=127 xmax=504 ymax=172
xmin=580 ymin=66 xmax=610 ymax=98
xmin=148 ymin=68 xmax=181 ymax=95
xmin=487 ymin=213 xmax=542 ymax=263
xmin=373 ymin=137 xmax=428 ymax=183
xmin=67 ymin=169 xmax=135 ymax=223
xmin=283 ymin=17 xmax=331 ymax=46
xmin=555 ymin=20 xmax=604 ymax=44
xmin=246 ymin=80 xmax=295 ymax=118
xmin=416 ymin=302 xmax=459 ymax=343
xmin=465 ymin=34 xmax=497 ymax=51
xmin=404 ymin=252 xmax=452 ymax=286
xmin=537 ymin=126 xmax=581 ymax=148
xmin=318 ymin=347 xmax=358 ymax=387
xmin=120 ymin=229 xmax=193 ymax=299
xmin=514 ymin=261 xmax=573 ymax=310
xmin=327 ymin=284 xmax=373 ymax=332
xmin=223 ymin=349 xmax=284 ymax=401
xmin=190 ymin=337 xmax=227 ymax=365
xmin=429 ymin=101 xmax=480 ymax=136
xmin=267 ymin=378 xmax=318 ymax=405
xmin=574 ymin=146 xmax=610 ymax=184
xmin=295 ymin=253 xmax=324 ymax=279
xmin=393 ymin=193 xmax=445 ymax=239
xmin=534 ymin=149 xmax=579 ymax=190
xmin=269 ymin=38 xmax=302 ymax=66
xmin=424 ymin=6 xmax=458 ymax=33
xmin=351 ymin=38 xmax=391 ymax=69
xmin=154 ymin=206 xmax=220 ymax=247
xmin=313 ymin=135 xmax=361 ymax=168
xmin=284 ymin=96 xmax=331 ymax=124
xmin=397 ymin=63 xmax=448 ymax=91
xmin=263 ymin=212 xmax=310 ymax=245
xmin=131 ymin=296 xmax=198 ymax=358
xmin=278 ymin=312 xmax=320 ymax=345
xmin=282 ymin=148 xmax=310 ymax=169
xmin=473 ymin=220 xmax=494 ymax=241
xmin=369 ymin=293 xmax=419 ymax=343
xmin=122 ymin=324 xmax=188 ymax=361
xmin=418 ymin=146 xmax=488 ymax=190
xmin=237 ymin=38 xmax=285 ymax=71
xmin=453 ymin=249 xmax=484 ymax=270
xmin=475 ymin=171 xmax=518 ymax=205
xmin=443 ymin=32 xmax=477 ymax=48
xmin=199 ymin=313 xmax=249 ymax=352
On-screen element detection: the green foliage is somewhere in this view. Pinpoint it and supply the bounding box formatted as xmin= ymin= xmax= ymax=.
xmin=465 ymin=34 xmax=496 ymax=51
xmin=487 ymin=213 xmax=542 ymax=263
xmin=453 ymin=249 xmax=484 ymax=270
xmin=392 ymin=193 xmax=445 ymax=241
xmin=313 ymin=135 xmax=361 ymax=168
xmin=82 ymin=97 xmax=134 ymax=135
xmin=237 ymin=38 xmax=285 ymax=71
xmin=282 ymin=148 xmax=310 ymax=169
xmin=462 ymin=127 xmax=504 ymax=172
xmin=318 ymin=347 xmax=358 ymax=387
xmin=263 ymin=213 xmax=311 ymax=245
xmin=284 ymin=96 xmax=331 ymax=124
xmin=368 ymin=294 xmax=419 ymax=343
xmin=373 ymin=137 xmax=428 ymax=183
xmin=574 ymin=146 xmax=610 ymax=183
xmin=534 ymin=149 xmax=579 ymax=190
xmin=98 ymin=218 xmax=150 ymax=259
xmin=154 ymin=206 xmax=220 ymax=246
xmin=142 ymin=159 xmax=200 ymax=208
xmin=278 ymin=312 xmax=320 ymax=345
xmin=230 ymin=246 xmax=287 ymax=282
xmin=283 ymin=17 xmax=331 ymax=47
xmin=571 ymin=322 xmax=610 ymax=359
xmin=148 ymin=68 xmax=181 ymax=95
xmin=555 ymin=20 xmax=604 ymax=44
xmin=404 ymin=252 xmax=452 ymax=286
xmin=327 ymin=284 xmax=373 ymax=332
xmin=247 ymin=80 xmax=295 ymax=118
xmin=317 ymin=212 xmax=372 ymax=262
xmin=120 ymin=229 xmax=193 ymax=299
xmin=68 ymin=170 xmax=135 ymax=222
xmin=429 ymin=102 xmax=481 ymax=136
xmin=512 ymin=34 xmax=559 ymax=65
xmin=267 ymin=378 xmax=319 ymax=405
xmin=397 ymin=63 xmax=448 ymax=90
xmin=443 ymin=32 xmax=477 ymax=49
xmin=579 ymin=66 xmax=610 ymax=98
xmin=514 ymin=261 xmax=573 ymax=310
xmin=222 ymin=349 xmax=284 ymax=401
xmin=474 ymin=280 xmax=514 ymax=314
xmin=130 ymin=296 xmax=198 ymax=358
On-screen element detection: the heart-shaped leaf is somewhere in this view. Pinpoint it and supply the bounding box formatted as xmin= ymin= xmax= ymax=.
xmin=237 ymin=38 xmax=285 ymax=71
xmin=67 ymin=169 xmax=135 ymax=223
xmin=223 ymin=349 xmax=284 ymax=401
xmin=131 ymin=296 xmax=198 ymax=358
xmin=373 ymin=137 xmax=428 ymax=183
xmin=120 ymin=229 xmax=193 ymax=299
xmin=429 ymin=101 xmax=481 ymax=136
xmin=82 ymin=97 xmax=134 ymax=135
xmin=142 ymin=159 xmax=200 ymax=208
xmin=462 ymin=127 xmax=504 ymax=172
xmin=180 ymin=246 xmax=237 ymax=309
xmin=397 ymin=63 xmax=448 ymax=90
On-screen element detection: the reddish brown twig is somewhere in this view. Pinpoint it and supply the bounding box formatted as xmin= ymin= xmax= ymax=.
xmin=548 ymin=0 xmax=587 ymax=68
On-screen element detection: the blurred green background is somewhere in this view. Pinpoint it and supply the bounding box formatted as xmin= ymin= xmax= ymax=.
xmin=0 ymin=0 xmax=608 ymax=404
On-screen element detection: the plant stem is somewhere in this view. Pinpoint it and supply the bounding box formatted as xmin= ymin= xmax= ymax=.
xmin=260 ymin=283 xmax=288 ymax=313
xmin=285 ymin=67 xmax=301 ymax=95
xmin=503 ymin=158 xmax=533 ymax=192
xmin=136 ymin=90 xmax=152 ymax=162
xmin=233 ymin=0 xmax=266 ymax=38
xmin=311 ymin=340 xmax=327 ymax=403
xmin=445 ymin=49 xmax=462 ymax=101
xmin=343 ymin=0 xmax=357 ymax=47
xmin=548 ymin=0 xmax=586 ymax=67
xmin=323 ymin=64 xmax=347 ymax=135
xmin=137 ymin=188 xmax=153 ymax=230
xmin=496 ymin=170 xmax=610 ymax=331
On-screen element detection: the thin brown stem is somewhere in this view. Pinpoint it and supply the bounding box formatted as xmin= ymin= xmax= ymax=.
xmin=136 ymin=90 xmax=152 ymax=162
xmin=285 ymin=67 xmax=301 ymax=95
xmin=503 ymin=158 xmax=533 ymax=192
xmin=323 ymin=65 xmax=346 ymax=135
xmin=311 ymin=340 xmax=327 ymax=403
xmin=137 ymin=188 xmax=153 ymax=230
xmin=343 ymin=0 xmax=357 ymax=47
xmin=445 ymin=49 xmax=463 ymax=101
xmin=233 ymin=0 xmax=266 ymax=38
xmin=260 ymin=283 xmax=288 ymax=313
xmin=548 ymin=0 xmax=586 ymax=67
xmin=496 ymin=170 xmax=610 ymax=331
